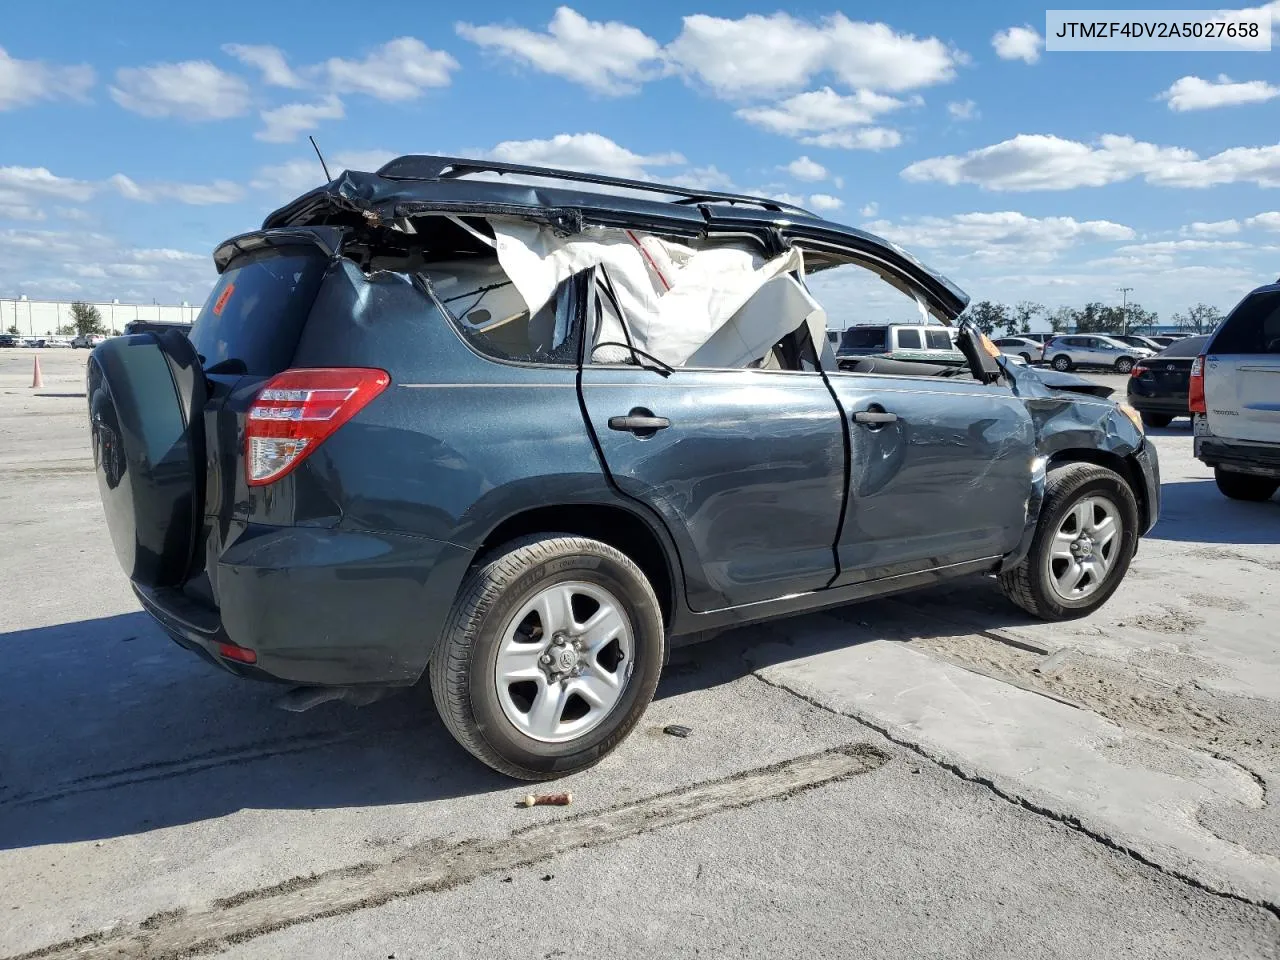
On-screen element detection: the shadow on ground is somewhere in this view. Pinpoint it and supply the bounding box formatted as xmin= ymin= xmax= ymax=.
xmin=1150 ymin=479 xmax=1279 ymax=544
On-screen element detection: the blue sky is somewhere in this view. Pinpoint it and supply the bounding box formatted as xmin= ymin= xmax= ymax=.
xmin=2 ymin=0 xmax=1278 ymax=326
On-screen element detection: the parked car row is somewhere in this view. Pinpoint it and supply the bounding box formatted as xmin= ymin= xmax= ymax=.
xmin=0 ymin=333 xmax=109 ymax=348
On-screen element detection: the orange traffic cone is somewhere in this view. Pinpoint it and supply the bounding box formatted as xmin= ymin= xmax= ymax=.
xmin=31 ymin=354 xmax=43 ymax=389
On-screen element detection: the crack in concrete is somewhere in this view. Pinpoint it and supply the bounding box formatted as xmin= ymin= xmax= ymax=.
xmin=750 ymin=670 xmax=1280 ymax=922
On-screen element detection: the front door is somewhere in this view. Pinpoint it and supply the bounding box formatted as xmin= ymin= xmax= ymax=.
xmin=823 ymin=370 xmax=1036 ymax=586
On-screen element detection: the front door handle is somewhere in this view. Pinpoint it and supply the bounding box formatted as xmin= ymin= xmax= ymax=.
xmin=609 ymin=413 xmax=671 ymax=434
xmin=853 ymin=410 xmax=898 ymax=425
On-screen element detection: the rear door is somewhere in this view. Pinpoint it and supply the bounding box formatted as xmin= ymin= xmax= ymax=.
xmin=578 ymin=278 xmax=845 ymax=612
xmin=1204 ymin=287 xmax=1280 ymax=443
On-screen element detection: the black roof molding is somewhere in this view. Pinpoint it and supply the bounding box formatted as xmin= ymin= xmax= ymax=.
xmin=376 ymin=154 xmax=816 ymax=217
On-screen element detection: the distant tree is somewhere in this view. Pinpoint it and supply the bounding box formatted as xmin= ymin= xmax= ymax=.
xmin=56 ymin=323 xmax=76 ymax=335
xmin=5 ymin=324 xmax=17 ymax=335
xmin=1073 ymin=301 xmax=1111 ymax=333
xmin=964 ymin=300 xmax=1008 ymax=335
xmin=1125 ymin=303 xmax=1159 ymax=333
xmin=1171 ymin=302 xmax=1222 ymax=334
xmin=1006 ymin=300 xmax=1043 ymax=336
xmin=70 ymin=301 xmax=105 ymax=336
xmin=1048 ymin=306 xmax=1074 ymax=333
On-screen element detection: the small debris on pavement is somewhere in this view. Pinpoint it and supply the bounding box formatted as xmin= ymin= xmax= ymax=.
xmin=663 ymin=724 xmax=692 ymax=738
xmin=541 ymin=874 xmax=554 ymax=882
xmin=519 ymin=792 xmax=572 ymax=808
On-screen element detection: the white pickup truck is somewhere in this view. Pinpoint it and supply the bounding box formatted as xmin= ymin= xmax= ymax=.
xmin=1192 ymin=282 xmax=1280 ymax=501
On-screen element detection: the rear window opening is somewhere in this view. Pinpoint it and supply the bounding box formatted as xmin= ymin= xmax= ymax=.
xmin=1210 ymin=290 xmax=1280 ymax=354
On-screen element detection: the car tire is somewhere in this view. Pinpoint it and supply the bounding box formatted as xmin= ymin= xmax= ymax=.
xmin=999 ymin=463 xmax=1139 ymax=622
xmin=1019 ymin=352 xmax=1033 ymax=363
xmin=430 ymin=534 xmax=666 ymax=780
xmin=1115 ymin=357 xmax=1135 ymax=374
xmin=1142 ymin=413 xmax=1173 ymax=428
xmin=1051 ymin=355 xmax=1073 ymax=372
xmin=1214 ymin=468 xmax=1279 ymax=503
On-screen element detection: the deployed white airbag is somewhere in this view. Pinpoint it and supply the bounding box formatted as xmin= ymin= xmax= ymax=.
xmin=490 ymin=220 xmax=825 ymax=368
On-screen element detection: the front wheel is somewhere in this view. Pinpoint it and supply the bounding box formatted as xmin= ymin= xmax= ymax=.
xmin=999 ymin=463 xmax=1139 ymax=621
xmin=1051 ymin=355 xmax=1073 ymax=372
xmin=430 ymin=535 xmax=666 ymax=780
xmin=1115 ymin=357 xmax=1135 ymax=374
xmin=1214 ymin=468 xmax=1279 ymax=502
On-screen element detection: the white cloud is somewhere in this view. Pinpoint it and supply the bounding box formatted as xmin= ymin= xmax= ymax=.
xmin=901 ymin=133 xmax=1280 ymax=191
xmin=1182 ymin=219 xmax=1242 ymax=235
xmin=663 ymin=165 xmax=736 ymax=191
xmin=108 ymin=174 xmax=243 ymax=205
xmin=221 ymin=43 xmax=305 ymax=88
xmin=783 ymin=156 xmax=828 ymax=181
xmin=667 ymin=12 xmax=960 ymax=98
xmin=0 ymin=190 xmax=45 ymax=221
xmin=0 ymin=227 xmax=213 ymax=303
xmin=457 ymin=7 xmax=661 ymax=95
xmin=737 ymin=87 xmax=906 ymax=135
xmin=1183 ymin=212 xmax=1280 ymax=235
xmin=256 ymin=95 xmax=344 ymax=143
xmin=947 ymin=99 xmax=978 ymax=120
xmin=485 ymin=132 xmax=684 ymax=178
xmin=1115 ymin=239 xmax=1251 ymax=255
xmin=860 ymin=202 xmax=879 ymax=217
xmin=992 ymin=25 xmax=1043 ymax=64
xmin=0 ymin=166 xmax=96 ymax=201
xmin=110 ymin=60 xmax=251 ymax=120
xmin=1159 ymin=74 xmax=1280 ymax=112
xmin=0 ymin=46 xmax=94 ymax=111
xmin=803 ymin=127 xmax=902 ymax=150
xmin=323 ymin=37 xmax=458 ymax=101
xmin=864 ymin=212 xmax=1134 ymax=259
xmin=808 ymin=193 xmax=843 ymax=211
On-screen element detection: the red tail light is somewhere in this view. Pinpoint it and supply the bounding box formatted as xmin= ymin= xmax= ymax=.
xmin=1188 ymin=355 xmax=1206 ymax=413
xmin=246 ymin=367 xmax=390 ymax=486
xmin=1130 ymin=363 xmax=1148 ymax=379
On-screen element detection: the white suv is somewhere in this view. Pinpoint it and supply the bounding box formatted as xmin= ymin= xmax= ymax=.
xmin=1043 ymin=334 xmax=1156 ymax=374
xmin=1192 ymin=283 xmax=1280 ymax=501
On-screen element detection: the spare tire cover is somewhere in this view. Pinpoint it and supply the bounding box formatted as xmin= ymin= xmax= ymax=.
xmin=87 ymin=330 xmax=207 ymax=588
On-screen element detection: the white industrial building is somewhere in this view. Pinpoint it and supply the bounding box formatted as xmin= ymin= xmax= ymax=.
xmin=0 ymin=296 xmax=202 ymax=337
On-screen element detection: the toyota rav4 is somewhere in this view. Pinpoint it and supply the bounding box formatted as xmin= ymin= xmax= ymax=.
xmin=87 ymin=155 xmax=1160 ymax=779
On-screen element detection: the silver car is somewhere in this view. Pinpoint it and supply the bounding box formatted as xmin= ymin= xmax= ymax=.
xmin=1043 ymin=334 xmax=1156 ymax=374
xmin=991 ymin=336 xmax=1043 ymax=364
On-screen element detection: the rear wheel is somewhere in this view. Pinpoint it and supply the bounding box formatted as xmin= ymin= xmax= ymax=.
xmin=1142 ymin=413 xmax=1173 ymax=428
xmin=1051 ymin=355 xmax=1073 ymax=372
xmin=1214 ymin=468 xmax=1279 ymax=502
xmin=1114 ymin=357 xmax=1135 ymax=374
xmin=430 ymin=535 xmax=665 ymax=780
xmin=999 ymin=463 xmax=1139 ymax=621
xmin=1019 ymin=352 xmax=1033 ymax=363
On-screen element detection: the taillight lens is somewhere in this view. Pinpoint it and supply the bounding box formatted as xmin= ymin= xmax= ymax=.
xmin=246 ymin=368 xmax=390 ymax=486
xmin=1130 ymin=363 xmax=1148 ymax=379
xmin=1188 ymin=355 xmax=1206 ymax=413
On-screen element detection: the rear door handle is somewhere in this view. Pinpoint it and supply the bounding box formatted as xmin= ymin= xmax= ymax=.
xmin=608 ymin=414 xmax=670 ymax=433
xmin=853 ymin=410 xmax=898 ymax=425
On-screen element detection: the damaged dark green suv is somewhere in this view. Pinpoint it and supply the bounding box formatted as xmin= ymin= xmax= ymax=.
xmin=87 ymin=155 xmax=1160 ymax=779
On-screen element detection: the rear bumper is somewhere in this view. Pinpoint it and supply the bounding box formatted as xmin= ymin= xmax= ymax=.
xmin=1125 ymin=388 xmax=1189 ymax=416
xmin=1195 ymin=436 xmax=1280 ymax=478
xmin=136 ymin=524 xmax=472 ymax=686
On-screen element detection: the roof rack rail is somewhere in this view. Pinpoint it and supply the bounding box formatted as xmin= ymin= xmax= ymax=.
xmin=374 ymin=154 xmax=815 ymax=217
